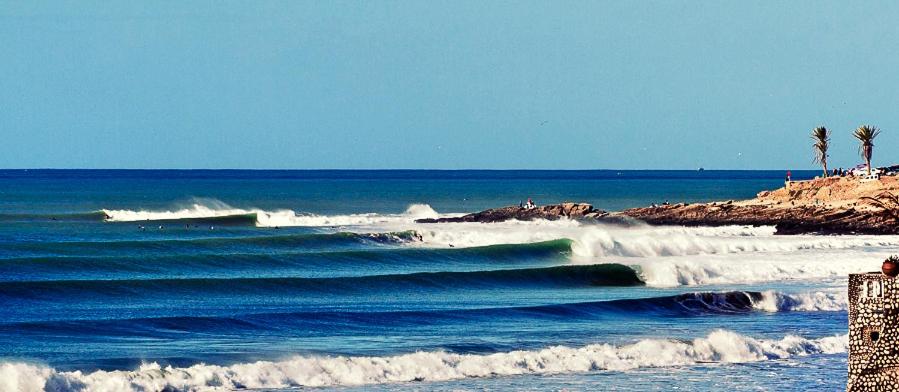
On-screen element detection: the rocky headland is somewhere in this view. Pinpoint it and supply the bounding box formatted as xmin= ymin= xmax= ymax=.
xmin=622 ymin=176 xmax=899 ymax=234
xmin=416 ymin=176 xmax=899 ymax=234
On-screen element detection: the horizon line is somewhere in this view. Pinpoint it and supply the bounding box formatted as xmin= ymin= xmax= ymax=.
xmin=0 ymin=168 xmax=822 ymax=171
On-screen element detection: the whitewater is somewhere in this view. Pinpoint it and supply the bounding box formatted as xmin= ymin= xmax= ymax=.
xmin=0 ymin=170 xmax=872 ymax=390
xmin=98 ymin=200 xmax=895 ymax=288
xmin=1 ymin=330 xmax=848 ymax=391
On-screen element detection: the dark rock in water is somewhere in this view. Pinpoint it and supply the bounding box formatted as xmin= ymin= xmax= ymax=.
xmin=415 ymin=202 xmax=607 ymax=223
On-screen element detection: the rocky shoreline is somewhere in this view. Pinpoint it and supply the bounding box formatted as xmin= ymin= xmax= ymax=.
xmin=415 ymin=202 xmax=606 ymax=223
xmin=416 ymin=177 xmax=899 ymax=235
xmin=619 ymin=202 xmax=897 ymax=235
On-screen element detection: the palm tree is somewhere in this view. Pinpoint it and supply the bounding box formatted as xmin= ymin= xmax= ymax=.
xmin=811 ymin=126 xmax=830 ymax=177
xmin=853 ymin=125 xmax=881 ymax=176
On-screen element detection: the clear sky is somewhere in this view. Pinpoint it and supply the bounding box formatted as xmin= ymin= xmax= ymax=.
xmin=3 ymin=1 xmax=899 ymax=170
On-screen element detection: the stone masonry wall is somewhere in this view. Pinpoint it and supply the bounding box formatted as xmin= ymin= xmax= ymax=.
xmin=848 ymin=273 xmax=899 ymax=391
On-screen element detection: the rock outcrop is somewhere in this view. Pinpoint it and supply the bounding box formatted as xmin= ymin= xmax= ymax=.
xmin=614 ymin=177 xmax=899 ymax=234
xmin=415 ymin=202 xmax=606 ymax=223
xmin=416 ymin=178 xmax=899 ymax=234
xmin=618 ymin=202 xmax=899 ymax=235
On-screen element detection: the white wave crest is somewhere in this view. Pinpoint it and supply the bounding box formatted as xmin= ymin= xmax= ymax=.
xmin=391 ymin=221 xmax=895 ymax=288
xmin=2 ymin=330 xmax=846 ymax=391
xmin=403 ymin=203 xmax=439 ymax=219
xmin=752 ymin=290 xmax=848 ymax=312
xmin=625 ymin=250 xmax=884 ymax=287
xmin=567 ymin=225 xmax=899 ymax=258
xmin=405 ymin=220 xmax=899 ymax=258
xmin=101 ymin=199 xmax=443 ymax=228
xmin=102 ymin=199 xmax=261 ymax=222
xmin=410 ymin=219 xmax=584 ymax=248
xmin=104 ymin=200 xmax=899 ymax=259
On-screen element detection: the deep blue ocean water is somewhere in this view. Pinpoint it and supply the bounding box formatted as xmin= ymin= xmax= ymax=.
xmin=0 ymin=170 xmax=878 ymax=391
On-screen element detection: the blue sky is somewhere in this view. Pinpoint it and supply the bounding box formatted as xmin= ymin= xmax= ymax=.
xmin=3 ymin=1 xmax=899 ymax=169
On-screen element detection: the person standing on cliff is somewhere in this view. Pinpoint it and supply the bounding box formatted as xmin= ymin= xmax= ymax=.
xmin=786 ymin=170 xmax=792 ymax=182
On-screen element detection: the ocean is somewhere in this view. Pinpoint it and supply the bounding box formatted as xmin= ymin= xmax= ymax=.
xmin=0 ymin=169 xmax=878 ymax=391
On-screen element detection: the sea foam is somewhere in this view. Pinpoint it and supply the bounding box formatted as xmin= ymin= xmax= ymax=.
xmin=410 ymin=220 xmax=899 ymax=257
xmin=1 ymin=330 xmax=847 ymax=391
xmin=752 ymin=290 xmax=848 ymax=312
xmin=101 ymin=201 xmax=898 ymax=288
xmin=625 ymin=250 xmax=884 ymax=287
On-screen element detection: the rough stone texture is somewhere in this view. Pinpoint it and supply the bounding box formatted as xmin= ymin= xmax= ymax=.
xmin=619 ymin=203 xmax=899 ymax=235
xmin=847 ymin=273 xmax=899 ymax=391
xmin=760 ymin=176 xmax=899 ymax=205
xmin=617 ymin=177 xmax=899 ymax=235
xmin=415 ymin=202 xmax=607 ymax=223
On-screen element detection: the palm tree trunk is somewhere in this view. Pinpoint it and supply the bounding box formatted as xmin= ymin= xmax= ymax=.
xmin=866 ymin=157 xmax=872 ymax=176
xmin=823 ymin=161 xmax=828 ymax=178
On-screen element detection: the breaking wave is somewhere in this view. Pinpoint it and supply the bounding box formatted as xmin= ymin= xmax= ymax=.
xmin=751 ymin=290 xmax=847 ymax=312
xmin=99 ymin=200 xmax=899 ymax=258
xmin=407 ymin=220 xmax=899 ymax=258
xmin=100 ymin=199 xmax=442 ymax=227
xmin=626 ymin=251 xmax=883 ymax=287
xmin=0 ymin=330 xmax=847 ymax=391
xmin=407 ymin=223 xmax=891 ymax=286
xmin=554 ymin=290 xmax=847 ymax=315
xmin=566 ymin=225 xmax=899 ymax=258
xmin=0 ymin=263 xmax=643 ymax=301
xmin=669 ymin=290 xmax=847 ymax=313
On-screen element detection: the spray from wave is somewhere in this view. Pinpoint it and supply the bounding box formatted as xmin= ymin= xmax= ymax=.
xmin=1 ymin=330 xmax=846 ymax=391
xmin=622 ymin=249 xmax=885 ymax=287
xmin=751 ymin=290 xmax=847 ymax=312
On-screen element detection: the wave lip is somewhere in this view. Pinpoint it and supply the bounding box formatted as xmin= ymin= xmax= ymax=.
xmin=3 ymin=330 xmax=847 ymax=391
xmin=667 ymin=290 xmax=847 ymax=314
xmin=0 ymin=263 xmax=643 ymax=303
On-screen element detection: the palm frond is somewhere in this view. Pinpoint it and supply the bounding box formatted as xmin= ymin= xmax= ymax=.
xmin=810 ymin=126 xmax=829 ymax=164
xmin=854 ymin=125 xmax=881 ymax=146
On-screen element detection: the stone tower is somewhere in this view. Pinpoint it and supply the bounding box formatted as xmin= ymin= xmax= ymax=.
xmin=848 ymin=272 xmax=899 ymax=391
